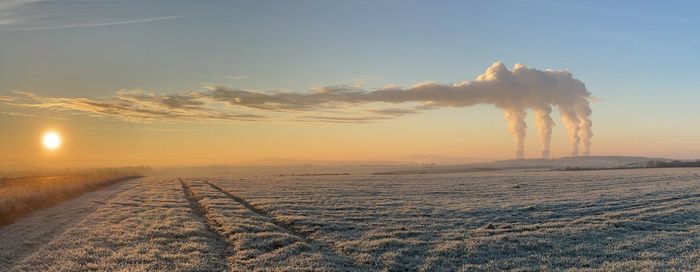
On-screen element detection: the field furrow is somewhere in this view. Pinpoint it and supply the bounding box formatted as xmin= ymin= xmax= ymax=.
xmin=185 ymin=179 xmax=366 ymax=271
xmin=179 ymin=179 xmax=232 ymax=270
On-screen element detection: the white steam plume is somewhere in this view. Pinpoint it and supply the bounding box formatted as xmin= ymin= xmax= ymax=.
xmin=576 ymin=100 xmax=593 ymax=156
xmin=503 ymin=108 xmax=527 ymax=159
xmin=534 ymin=106 xmax=554 ymax=159
xmin=560 ymin=108 xmax=581 ymax=157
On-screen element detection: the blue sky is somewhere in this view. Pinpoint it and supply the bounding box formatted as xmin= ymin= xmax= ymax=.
xmin=1 ymin=0 xmax=700 ymax=165
xmin=3 ymin=0 xmax=699 ymax=95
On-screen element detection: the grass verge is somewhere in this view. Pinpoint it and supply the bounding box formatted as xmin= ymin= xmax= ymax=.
xmin=0 ymin=168 xmax=147 ymax=225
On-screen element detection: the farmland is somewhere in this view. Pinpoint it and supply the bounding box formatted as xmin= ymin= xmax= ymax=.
xmin=2 ymin=167 xmax=700 ymax=271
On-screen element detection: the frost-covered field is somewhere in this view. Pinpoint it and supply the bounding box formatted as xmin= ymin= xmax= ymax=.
xmin=2 ymin=168 xmax=700 ymax=271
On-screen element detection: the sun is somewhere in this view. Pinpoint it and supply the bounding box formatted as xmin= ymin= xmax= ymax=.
xmin=42 ymin=132 xmax=62 ymax=150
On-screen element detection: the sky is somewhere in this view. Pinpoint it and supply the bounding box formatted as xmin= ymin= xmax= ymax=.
xmin=1 ymin=0 xmax=700 ymax=168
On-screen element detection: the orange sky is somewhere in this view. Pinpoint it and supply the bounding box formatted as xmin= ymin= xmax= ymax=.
xmin=1 ymin=103 xmax=698 ymax=170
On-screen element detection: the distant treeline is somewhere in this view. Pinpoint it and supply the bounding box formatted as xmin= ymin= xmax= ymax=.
xmin=279 ymin=173 xmax=351 ymax=177
xmin=561 ymin=160 xmax=700 ymax=171
xmin=646 ymin=160 xmax=700 ymax=168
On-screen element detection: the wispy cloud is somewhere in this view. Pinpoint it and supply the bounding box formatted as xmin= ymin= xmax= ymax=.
xmin=0 ymin=0 xmax=41 ymax=26
xmin=227 ymin=75 xmax=248 ymax=80
xmin=0 ymin=90 xmax=267 ymax=123
xmin=0 ymin=87 xmax=427 ymax=123
xmin=0 ymin=0 xmax=182 ymax=32
xmin=0 ymin=0 xmax=43 ymax=13
xmin=0 ymin=111 xmax=35 ymax=118
xmin=0 ymin=15 xmax=182 ymax=32
xmin=368 ymin=107 xmax=429 ymax=117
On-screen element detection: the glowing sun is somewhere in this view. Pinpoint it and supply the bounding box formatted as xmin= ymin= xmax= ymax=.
xmin=42 ymin=132 xmax=62 ymax=150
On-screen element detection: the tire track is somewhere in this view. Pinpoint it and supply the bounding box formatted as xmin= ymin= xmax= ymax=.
xmin=473 ymin=191 xmax=700 ymax=237
xmin=203 ymin=180 xmax=309 ymax=240
xmin=202 ymin=180 xmax=369 ymax=271
xmin=179 ymin=179 xmax=232 ymax=271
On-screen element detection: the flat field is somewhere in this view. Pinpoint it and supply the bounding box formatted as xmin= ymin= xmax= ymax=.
xmin=2 ymin=168 xmax=700 ymax=271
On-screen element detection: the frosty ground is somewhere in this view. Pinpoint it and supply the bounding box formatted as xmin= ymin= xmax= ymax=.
xmin=2 ymin=168 xmax=700 ymax=271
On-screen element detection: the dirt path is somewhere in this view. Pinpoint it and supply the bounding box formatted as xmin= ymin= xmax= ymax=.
xmin=0 ymin=177 xmax=142 ymax=268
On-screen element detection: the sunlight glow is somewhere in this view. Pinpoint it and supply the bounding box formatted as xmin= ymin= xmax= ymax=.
xmin=42 ymin=132 xmax=62 ymax=150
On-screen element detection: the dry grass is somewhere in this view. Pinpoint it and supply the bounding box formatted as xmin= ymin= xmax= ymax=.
xmin=0 ymin=168 xmax=147 ymax=225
